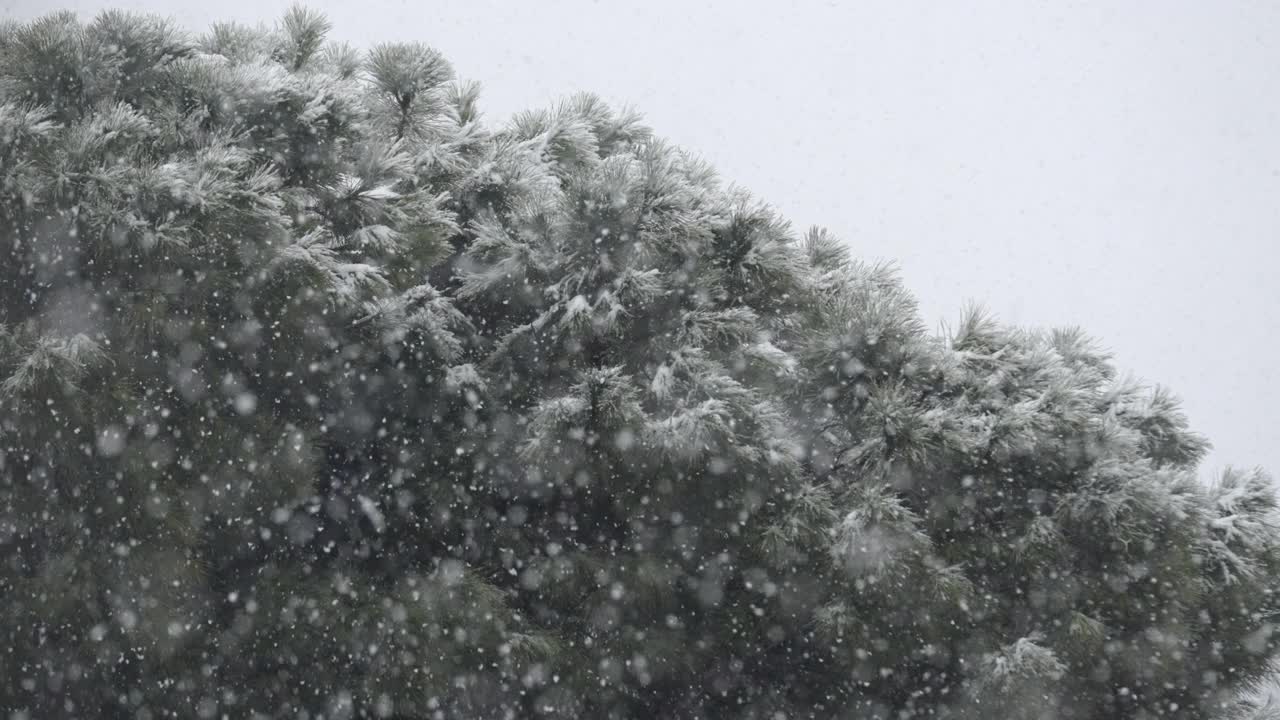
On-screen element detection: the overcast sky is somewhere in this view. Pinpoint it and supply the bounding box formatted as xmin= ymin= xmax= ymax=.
xmin=6 ymin=0 xmax=1279 ymax=478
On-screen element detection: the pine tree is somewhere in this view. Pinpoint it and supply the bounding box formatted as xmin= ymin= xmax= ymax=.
xmin=1 ymin=8 xmax=1277 ymax=720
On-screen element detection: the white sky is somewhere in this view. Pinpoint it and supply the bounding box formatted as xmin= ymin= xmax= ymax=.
xmin=6 ymin=0 xmax=1279 ymax=478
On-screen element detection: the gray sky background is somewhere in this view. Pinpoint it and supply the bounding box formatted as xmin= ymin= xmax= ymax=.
xmin=6 ymin=0 xmax=1278 ymax=478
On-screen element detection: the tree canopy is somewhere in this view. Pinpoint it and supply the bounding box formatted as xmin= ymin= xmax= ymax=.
xmin=1 ymin=8 xmax=1277 ymax=719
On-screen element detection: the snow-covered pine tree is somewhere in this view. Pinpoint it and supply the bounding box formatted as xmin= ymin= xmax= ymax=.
xmin=0 ymin=9 xmax=527 ymax=716
xmin=0 ymin=8 xmax=1277 ymax=720
xmin=450 ymin=96 xmax=833 ymax=716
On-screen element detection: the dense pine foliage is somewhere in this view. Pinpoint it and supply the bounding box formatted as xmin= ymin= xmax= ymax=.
xmin=1 ymin=8 xmax=1278 ymax=719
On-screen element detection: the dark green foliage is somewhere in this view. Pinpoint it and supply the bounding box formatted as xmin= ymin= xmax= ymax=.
xmin=0 ymin=9 xmax=1277 ymax=720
